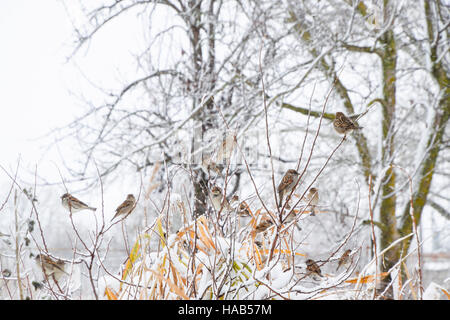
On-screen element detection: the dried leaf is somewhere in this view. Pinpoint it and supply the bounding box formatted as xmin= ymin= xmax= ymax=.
xmin=104 ymin=287 xmax=118 ymax=300
xmin=156 ymin=217 xmax=166 ymax=247
xmin=150 ymin=270 xmax=190 ymax=300
xmin=197 ymin=216 xmax=216 ymax=251
xmin=121 ymin=238 xmax=141 ymax=282
xmin=262 ymin=249 xmax=305 ymax=257
xmin=346 ymin=272 xmax=389 ymax=284
xmin=441 ymin=288 xmax=450 ymax=300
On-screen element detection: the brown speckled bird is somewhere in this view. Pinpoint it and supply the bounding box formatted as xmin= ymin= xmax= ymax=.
xmin=277 ymin=169 xmax=300 ymax=208
xmin=229 ymin=195 xmax=252 ymax=217
xmin=34 ymin=253 xmax=67 ymax=280
xmin=333 ymin=112 xmax=363 ymax=136
xmin=238 ymin=201 xmax=251 ymax=217
xmin=210 ymin=186 xmax=231 ymax=212
xmin=111 ymin=194 xmax=136 ymax=221
xmin=306 ymin=259 xmax=323 ymax=278
xmin=254 ymin=217 xmax=274 ymax=234
xmin=336 ymin=249 xmax=352 ymax=271
xmin=305 ymin=187 xmax=319 ymax=216
xmin=61 ymin=193 xmax=96 ymax=213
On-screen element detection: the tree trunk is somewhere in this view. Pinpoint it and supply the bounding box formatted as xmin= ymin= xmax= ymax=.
xmin=397 ymin=0 xmax=450 ymax=278
xmin=189 ymin=0 xmax=218 ymax=218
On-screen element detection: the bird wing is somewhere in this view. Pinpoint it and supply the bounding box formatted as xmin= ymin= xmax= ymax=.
xmin=338 ymin=113 xmax=358 ymax=129
xmin=116 ymin=199 xmax=134 ymax=213
xmin=41 ymin=256 xmax=66 ymax=273
xmin=278 ymin=174 xmax=294 ymax=193
xmin=68 ymin=195 xmax=89 ymax=207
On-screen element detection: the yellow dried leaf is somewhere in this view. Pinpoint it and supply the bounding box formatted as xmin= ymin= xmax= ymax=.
xmin=346 ymin=272 xmax=389 ymax=284
xmin=262 ymin=249 xmax=305 ymax=257
xmin=150 ymin=270 xmax=190 ymax=300
xmin=441 ymin=288 xmax=450 ymax=300
xmin=104 ymin=287 xmax=118 ymax=300
xmin=120 ymin=237 xmax=142 ymax=291
xmin=156 ymin=217 xmax=166 ymax=247
xmin=253 ymin=243 xmax=263 ymax=270
xmin=196 ymin=216 xmax=216 ymax=251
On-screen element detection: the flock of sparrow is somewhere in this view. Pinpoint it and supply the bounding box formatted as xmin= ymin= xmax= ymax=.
xmin=33 ymin=193 xmax=136 ymax=281
xmin=210 ymin=112 xmax=362 ymax=279
xmin=33 ymin=112 xmax=362 ymax=284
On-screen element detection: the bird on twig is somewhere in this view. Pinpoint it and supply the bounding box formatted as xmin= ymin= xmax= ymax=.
xmin=333 ymin=112 xmax=363 ymax=136
xmin=277 ymin=169 xmax=300 ymax=208
xmin=304 ymin=187 xmax=319 ymax=216
xmin=33 ymin=253 xmax=67 ymax=281
xmin=209 ymin=186 xmax=231 ymax=213
xmin=61 ymin=193 xmax=96 ymax=213
xmin=254 ymin=217 xmax=274 ymax=234
xmin=336 ymin=249 xmax=353 ymax=272
xmin=111 ymin=194 xmax=136 ymax=222
xmin=306 ymin=259 xmax=324 ymax=279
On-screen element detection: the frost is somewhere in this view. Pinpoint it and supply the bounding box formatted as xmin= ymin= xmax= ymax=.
xmin=423 ymin=282 xmax=443 ymax=300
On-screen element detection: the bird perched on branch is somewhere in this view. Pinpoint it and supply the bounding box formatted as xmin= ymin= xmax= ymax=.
xmin=61 ymin=193 xmax=96 ymax=213
xmin=333 ymin=112 xmax=363 ymax=136
xmin=336 ymin=249 xmax=353 ymax=271
xmin=230 ymin=195 xmax=252 ymax=217
xmin=304 ymin=187 xmax=319 ymax=216
xmin=111 ymin=194 xmax=136 ymax=222
xmin=254 ymin=217 xmax=274 ymax=234
xmin=209 ymin=186 xmax=231 ymax=213
xmin=283 ymin=210 xmax=302 ymax=231
xmin=33 ymin=253 xmax=67 ymax=281
xmin=306 ymin=259 xmax=323 ymax=279
xmin=277 ymin=169 xmax=300 ymax=208
xmin=238 ymin=201 xmax=252 ymax=217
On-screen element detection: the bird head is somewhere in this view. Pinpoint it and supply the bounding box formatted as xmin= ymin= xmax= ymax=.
xmin=210 ymin=186 xmax=222 ymax=197
xmin=305 ymin=259 xmax=314 ymax=265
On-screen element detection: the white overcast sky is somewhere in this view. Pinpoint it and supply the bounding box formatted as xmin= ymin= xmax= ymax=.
xmin=0 ymin=1 xmax=77 ymax=174
xmin=0 ymin=0 xmax=148 ymax=184
xmin=0 ymin=1 xmax=163 ymax=219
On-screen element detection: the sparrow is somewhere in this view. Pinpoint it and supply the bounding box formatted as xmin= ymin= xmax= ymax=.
xmin=210 ymin=186 xmax=231 ymax=212
xmin=34 ymin=253 xmax=67 ymax=280
xmin=333 ymin=112 xmax=363 ymax=136
xmin=254 ymin=217 xmax=274 ymax=234
xmin=238 ymin=201 xmax=252 ymax=217
xmin=336 ymin=249 xmax=352 ymax=271
xmin=61 ymin=193 xmax=96 ymax=213
xmin=277 ymin=169 xmax=300 ymax=208
xmin=306 ymin=259 xmax=323 ymax=278
xmin=111 ymin=194 xmax=136 ymax=221
xmin=282 ymin=210 xmax=303 ymax=232
xmin=229 ymin=195 xmax=252 ymax=217
xmin=232 ymin=196 xmax=252 ymax=217
xmin=304 ymin=187 xmax=319 ymax=216
xmin=202 ymin=154 xmax=224 ymax=177
xmin=230 ymin=195 xmax=240 ymax=207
